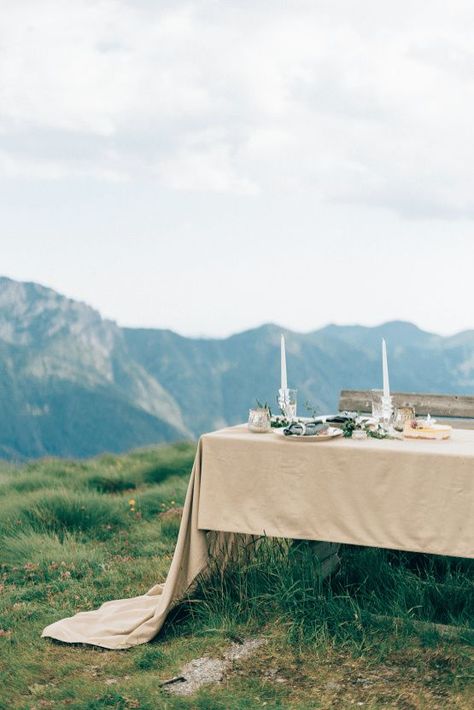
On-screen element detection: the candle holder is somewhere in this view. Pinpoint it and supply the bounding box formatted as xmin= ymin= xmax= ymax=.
xmin=370 ymin=389 xmax=384 ymax=419
xmin=381 ymin=395 xmax=394 ymax=432
xmin=278 ymin=388 xmax=297 ymax=421
xmin=393 ymin=406 xmax=416 ymax=432
xmin=248 ymin=407 xmax=271 ymax=433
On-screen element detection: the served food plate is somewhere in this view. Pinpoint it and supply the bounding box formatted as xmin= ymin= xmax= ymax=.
xmin=403 ymin=420 xmax=452 ymax=440
xmin=275 ymin=426 xmax=343 ymax=442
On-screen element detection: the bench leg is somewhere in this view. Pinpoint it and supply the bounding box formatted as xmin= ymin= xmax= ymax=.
xmin=292 ymin=540 xmax=341 ymax=580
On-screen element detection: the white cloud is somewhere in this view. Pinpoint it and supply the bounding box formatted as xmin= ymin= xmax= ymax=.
xmin=1 ymin=0 xmax=474 ymax=215
xmin=0 ymin=148 xmax=128 ymax=182
xmin=156 ymin=142 xmax=259 ymax=194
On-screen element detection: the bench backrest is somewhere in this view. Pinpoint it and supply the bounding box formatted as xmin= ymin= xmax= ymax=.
xmin=338 ymin=390 xmax=474 ymax=429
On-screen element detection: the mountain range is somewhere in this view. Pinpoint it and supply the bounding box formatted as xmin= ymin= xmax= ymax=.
xmin=1 ymin=276 xmax=473 ymax=459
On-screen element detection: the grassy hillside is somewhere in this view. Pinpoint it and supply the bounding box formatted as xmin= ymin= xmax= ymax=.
xmin=0 ymin=446 xmax=473 ymax=709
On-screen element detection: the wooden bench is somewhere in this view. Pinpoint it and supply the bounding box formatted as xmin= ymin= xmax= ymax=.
xmin=339 ymin=390 xmax=474 ymax=429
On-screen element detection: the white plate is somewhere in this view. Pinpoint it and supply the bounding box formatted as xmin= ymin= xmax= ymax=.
xmin=275 ymin=426 xmax=343 ymax=442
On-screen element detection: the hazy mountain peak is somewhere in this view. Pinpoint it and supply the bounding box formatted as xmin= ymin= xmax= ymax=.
xmin=227 ymin=322 xmax=286 ymax=343
xmin=0 ymin=276 xmax=473 ymax=459
xmin=316 ymin=320 xmax=438 ymax=349
xmin=0 ymin=276 xmax=107 ymax=346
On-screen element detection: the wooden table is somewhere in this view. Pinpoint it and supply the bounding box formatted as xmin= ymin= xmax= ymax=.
xmin=198 ymin=425 xmax=474 ymax=559
xmin=42 ymin=423 xmax=474 ymax=650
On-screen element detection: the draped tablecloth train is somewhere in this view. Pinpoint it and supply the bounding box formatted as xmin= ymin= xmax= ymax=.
xmin=41 ymin=440 xmax=214 ymax=649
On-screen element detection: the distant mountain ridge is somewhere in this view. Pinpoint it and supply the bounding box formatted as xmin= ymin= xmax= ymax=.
xmin=1 ymin=276 xmax=473 ymax=459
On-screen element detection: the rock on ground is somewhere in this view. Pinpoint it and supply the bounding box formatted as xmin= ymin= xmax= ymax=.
xmin=164 ymin=638 xmax=267 ymax=696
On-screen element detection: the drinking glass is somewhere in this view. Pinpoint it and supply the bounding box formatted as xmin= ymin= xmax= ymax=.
xmin=393 ymin=406 xmax=416 ymax=432
xmin=248 ymin=407 xmax=271 ymax=433
xmin=371 ymin=389 xmax=384 ymax=420
xmin=278 ymin=388 xmax=297 ymax=420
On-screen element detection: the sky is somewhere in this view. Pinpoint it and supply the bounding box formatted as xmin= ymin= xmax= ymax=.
xmin=1 ymin=0 xmax=473 ymax=337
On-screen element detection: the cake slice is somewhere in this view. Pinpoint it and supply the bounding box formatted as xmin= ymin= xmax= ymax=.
xmin=403 ymin=419 xmax=452 ymax=440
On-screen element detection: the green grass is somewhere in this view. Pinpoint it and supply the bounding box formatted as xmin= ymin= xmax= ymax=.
xmin=0 ymin=444 xmax=473 ymax=709
xmin=190 ymin=539 xmax=474 ymax=651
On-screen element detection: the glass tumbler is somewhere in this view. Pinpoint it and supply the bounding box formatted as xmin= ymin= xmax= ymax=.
xmin=248 ymin=407 xmax=271 ymax=433
xmin=371 ymin=389 xmax=384 ymax=420
xmin=278 ymin=388 xmax=297 ymax=420
xmin=393 ymin=406 xmax=416 ymax=432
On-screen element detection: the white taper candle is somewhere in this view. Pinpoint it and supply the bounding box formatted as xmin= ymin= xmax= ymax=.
xmin=382 ymin=338 xmax=390 ymax=399
xmin=280 ymin=334 xmax=288 ymax=390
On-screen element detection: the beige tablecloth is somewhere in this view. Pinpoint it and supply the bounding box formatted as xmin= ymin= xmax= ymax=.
xmin=42 ymin=425 xmax=474 ymax=649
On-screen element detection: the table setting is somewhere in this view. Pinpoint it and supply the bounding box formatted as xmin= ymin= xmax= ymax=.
xmin=247 ymin=334 xmax=453 ymax=442
xmin=41 ymin=334 xmax=472 ymax=651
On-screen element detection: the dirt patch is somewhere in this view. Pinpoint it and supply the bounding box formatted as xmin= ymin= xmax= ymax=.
xmin=163 ymin=638 xmax=267 ymax=696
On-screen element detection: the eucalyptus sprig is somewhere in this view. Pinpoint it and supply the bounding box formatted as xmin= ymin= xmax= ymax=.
xmin=342 ymin=419 xmax=357 ymax=438
xmin=271 ymin=416 xmax=290 ymax=428
xmin=342 ymin=416 xmax=391 ymax=439
xmin=256 ymin=400 xmax=272 ymax=414
xmin=367 ymin=427 xmax=391 ymax=439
